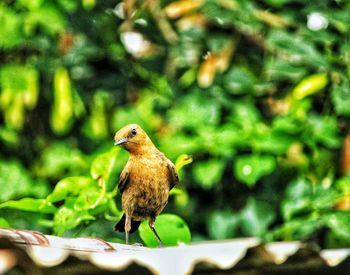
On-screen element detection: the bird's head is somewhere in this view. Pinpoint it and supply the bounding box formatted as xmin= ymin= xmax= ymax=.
xmin=114 ymin=124 xmax=154 ymax=154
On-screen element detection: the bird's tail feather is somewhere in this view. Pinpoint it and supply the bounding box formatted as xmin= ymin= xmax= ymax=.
xmin=114 ymin=214 xmax=141 ymax=233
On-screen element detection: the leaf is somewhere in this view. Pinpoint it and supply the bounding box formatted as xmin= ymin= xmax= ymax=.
xmin=323 ymin=212 xmax=350 ymax=245
xmin=50 ymin=67 xmax=74 ymax=135
xmin=269 ymin=215 xmax=321 ymax=241
xmin=292 ymin=73 xmax=328 ymax=100
xmin=0 ymin=217 xmax=10 ymax=227
xmin=281 ymin=178 xmax=312 ymax=220
xmin=240 ymin=198 xmax=275 ymax=237
xmin=159 ymin=134 xmax=202 ymax=160
xmin=207 ymin=210 xmax=240 ymax=240
xmin=234 ymin=155 xmax=276 ymax=186
xmin=230 ymin=101 xmax=261 ymax=130
xmin=53 ymin=206 xmax=95 ymax=236
xmin=46 ymin=176 xmax=95 ymax=203
xmin=265 ymin=58 xmax=307 ymax=81
xmin=83 ymin=90 xmax=110 ymax=139
xmin=0 ymin=198 xmax=57 ymax=214
xmin=267 ymin=30 xmax=328 ymax=68
xmin=281 ymin=178 xmax=339 ymax=220
xmin=73 ymin=187 xmax=108 ymax=212
xmin=272 ymin=116 xmax=301 ymax=135
xmin=193 ymin=159 xmax=225 ymax=189
xmin=255 ymin=131 xmax=295 ymax=154
xmin=331 ymin=77 xmax=350 ymax=116
xmin=34 ymin=141 xmax=89 ymax=179
xmin=139 ymin=214 xmax=191 ymax=247
xmin=308 ymin=115 xmax=341 ymax=149
xmin=0 ymin=5 xmax=23 ymax=48
xmin=0 ymin=160 xmax=49 ymax=202
xmin=90 ymin=147 xmax=120 ymax=191
xmin=175 ymin=154 xmax=193 ymax=171
xmin=224 ymin=67 xmax=256 ymax=95
xmin=25 ymin=5 xmax=66 ymax=35
xmin=168 ymin=91 xmax=221 ymax=128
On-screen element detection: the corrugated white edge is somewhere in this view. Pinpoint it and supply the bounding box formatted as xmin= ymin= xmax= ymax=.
xmin=90 ymin=238 xmax=260 ymax=275
xmin=2 ymin=228 xmax=350 ymax=275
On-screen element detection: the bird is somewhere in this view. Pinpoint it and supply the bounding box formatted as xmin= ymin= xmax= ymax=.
xmin=113 ymin=124 xmax=179 ymax=246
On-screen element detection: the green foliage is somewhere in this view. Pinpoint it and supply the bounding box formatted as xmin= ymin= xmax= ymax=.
xmin=234 ymin=155 xmax=276 ymax=186
xmin=0 ymin=217 xmax=10 ymax=227
xmin=139 ymin=214 xmax=191 ymax=247
xmin=0 ymin=198 xmax=57 ymax=214
xmin=207 ymin=209 xmax=240 ymax=240
xmin=1 ymin=0 xmax=350 ymax=248
xmin=0 ymin=160 xmax=49 ymax=202
xmin=0 ymin=150 xmax=122 ymax=236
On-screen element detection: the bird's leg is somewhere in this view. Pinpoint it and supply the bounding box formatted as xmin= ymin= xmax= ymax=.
xmin=125 ymin=214 xmax=131 ymax=245
xmin=149 ymin=217 xmax=164 ymax=247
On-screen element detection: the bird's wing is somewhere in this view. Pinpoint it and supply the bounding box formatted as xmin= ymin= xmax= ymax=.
xmin=167 ymin=160 xmax=179 ymax=190
xmin=157 ymin=151 xmax=179 ymax=190
xmin=118 ymin=167 xmax=129 ymax=194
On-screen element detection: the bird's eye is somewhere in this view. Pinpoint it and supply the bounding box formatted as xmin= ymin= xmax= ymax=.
xmin=131 ymin=129 xmax=137 ymax=136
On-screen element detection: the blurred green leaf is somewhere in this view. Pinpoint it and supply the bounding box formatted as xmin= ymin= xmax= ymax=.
xmin=53 ymin=206 xmax=95 ymax=236
xmin=267 ymin=30 xmax=328 ymax=68
xmin=25 ymin=5 xmax=66 ymax=35
xmin=82 ymin=0 xmax=96 ymax=10
xmin=292 ymin=73 xmax=328 ymax=100
xmin=331 ymin=76 xmax=350 ymax=116
xmin=240 ymin=198 xmax=275 ymax=237
xmin=265 ymin=58 xmax=307 ymax=81
xmin=57 ymin=0 xmax=78 ymax=12
xmin=272 ymin=116 xmax=301 ymax=135
xmin=17 ymin=0 xmax=44 ymax=10
xmin=175 ymin=154 xmax=193 ymax=171
xmin=83 ymin=90 xmax=110 ymax=139
xmin=230 ymin=101 xmax=261 ymax=130
xmin=50 ymin=67 xmax=74 ymax=135
xmin=281 ymin=178 xmax=312 ymax=220
xmin=234 ymin=155 xmax=276 ymax=186
xmin=139 ymin=214 xmax=191 ymax=247
xmin=193 ymin=159 xmax=225 ymax=189
xmin=169 ymin=91 xmax=221 ymax=128
xmin=269 ymin=215 xmax=321 ymax=241
xmin=73 ymin=187 xmax=107 ymax=211
xmin=46 ymin=176 xmax=94 ymax=203
xmin=207 ymin=210 xmax=240 ymax=240
xmin=0 ymin=198 xmax=57 ymax=214
xmin=282 ymin=177 xmax=339 ymax=223
xmin=224 ymin=67 xmax=256 ymax=95
xmin=324 ymin=212 xmax=350 ymax=244
xmin=255 ymin=130 xmax=295 ymax=154
xmin=0 ymin=5 xmax=23 ymax=48
xmin=0 ymin=126 xmax=20 ymax=146
xmin=0 ymin=65 xmax=39 ymax=130
xmin=0 ymin=217 xmax=10 ymax=227
xmin=264 ymin=0 xmax=290 ymax=7
xmin=0 ymin=160 xmax=49 ymax=202
xmin=308 ymin=115 xmax=341 ymax=149
xmin=34 ymin=142 xmax=89 ymax=179
xmin=90 ymin=147 xmax=120 ymax=191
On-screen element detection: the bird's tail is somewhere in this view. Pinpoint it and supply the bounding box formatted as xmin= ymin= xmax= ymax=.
xmin=114 ymin=214 xmax=141 ymax=233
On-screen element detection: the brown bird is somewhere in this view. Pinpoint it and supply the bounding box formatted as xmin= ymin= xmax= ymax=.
xmin=113 ymin=124 xmax=179 ymax=246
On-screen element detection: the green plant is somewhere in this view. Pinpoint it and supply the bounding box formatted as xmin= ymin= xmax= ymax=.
xmin=1 ymin=0 xmax=350 ymax=248
xmin=0 ymin=148 xmax=192 ymax=246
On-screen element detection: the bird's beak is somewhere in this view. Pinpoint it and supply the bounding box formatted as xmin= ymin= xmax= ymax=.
xmin=114 ymin=137 xmax=128 ymax=146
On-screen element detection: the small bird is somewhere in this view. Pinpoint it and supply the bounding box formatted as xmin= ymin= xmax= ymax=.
xmin=113 ymin=124 xmax=179 ymax=246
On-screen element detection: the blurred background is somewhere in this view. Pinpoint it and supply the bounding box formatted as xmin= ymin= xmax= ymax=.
xmin=1 ymin=0 xmax=350 ymax=247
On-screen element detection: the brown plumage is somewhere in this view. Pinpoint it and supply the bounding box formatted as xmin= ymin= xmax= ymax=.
xmin=113 ymin=124 xmax=179 ymax=246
